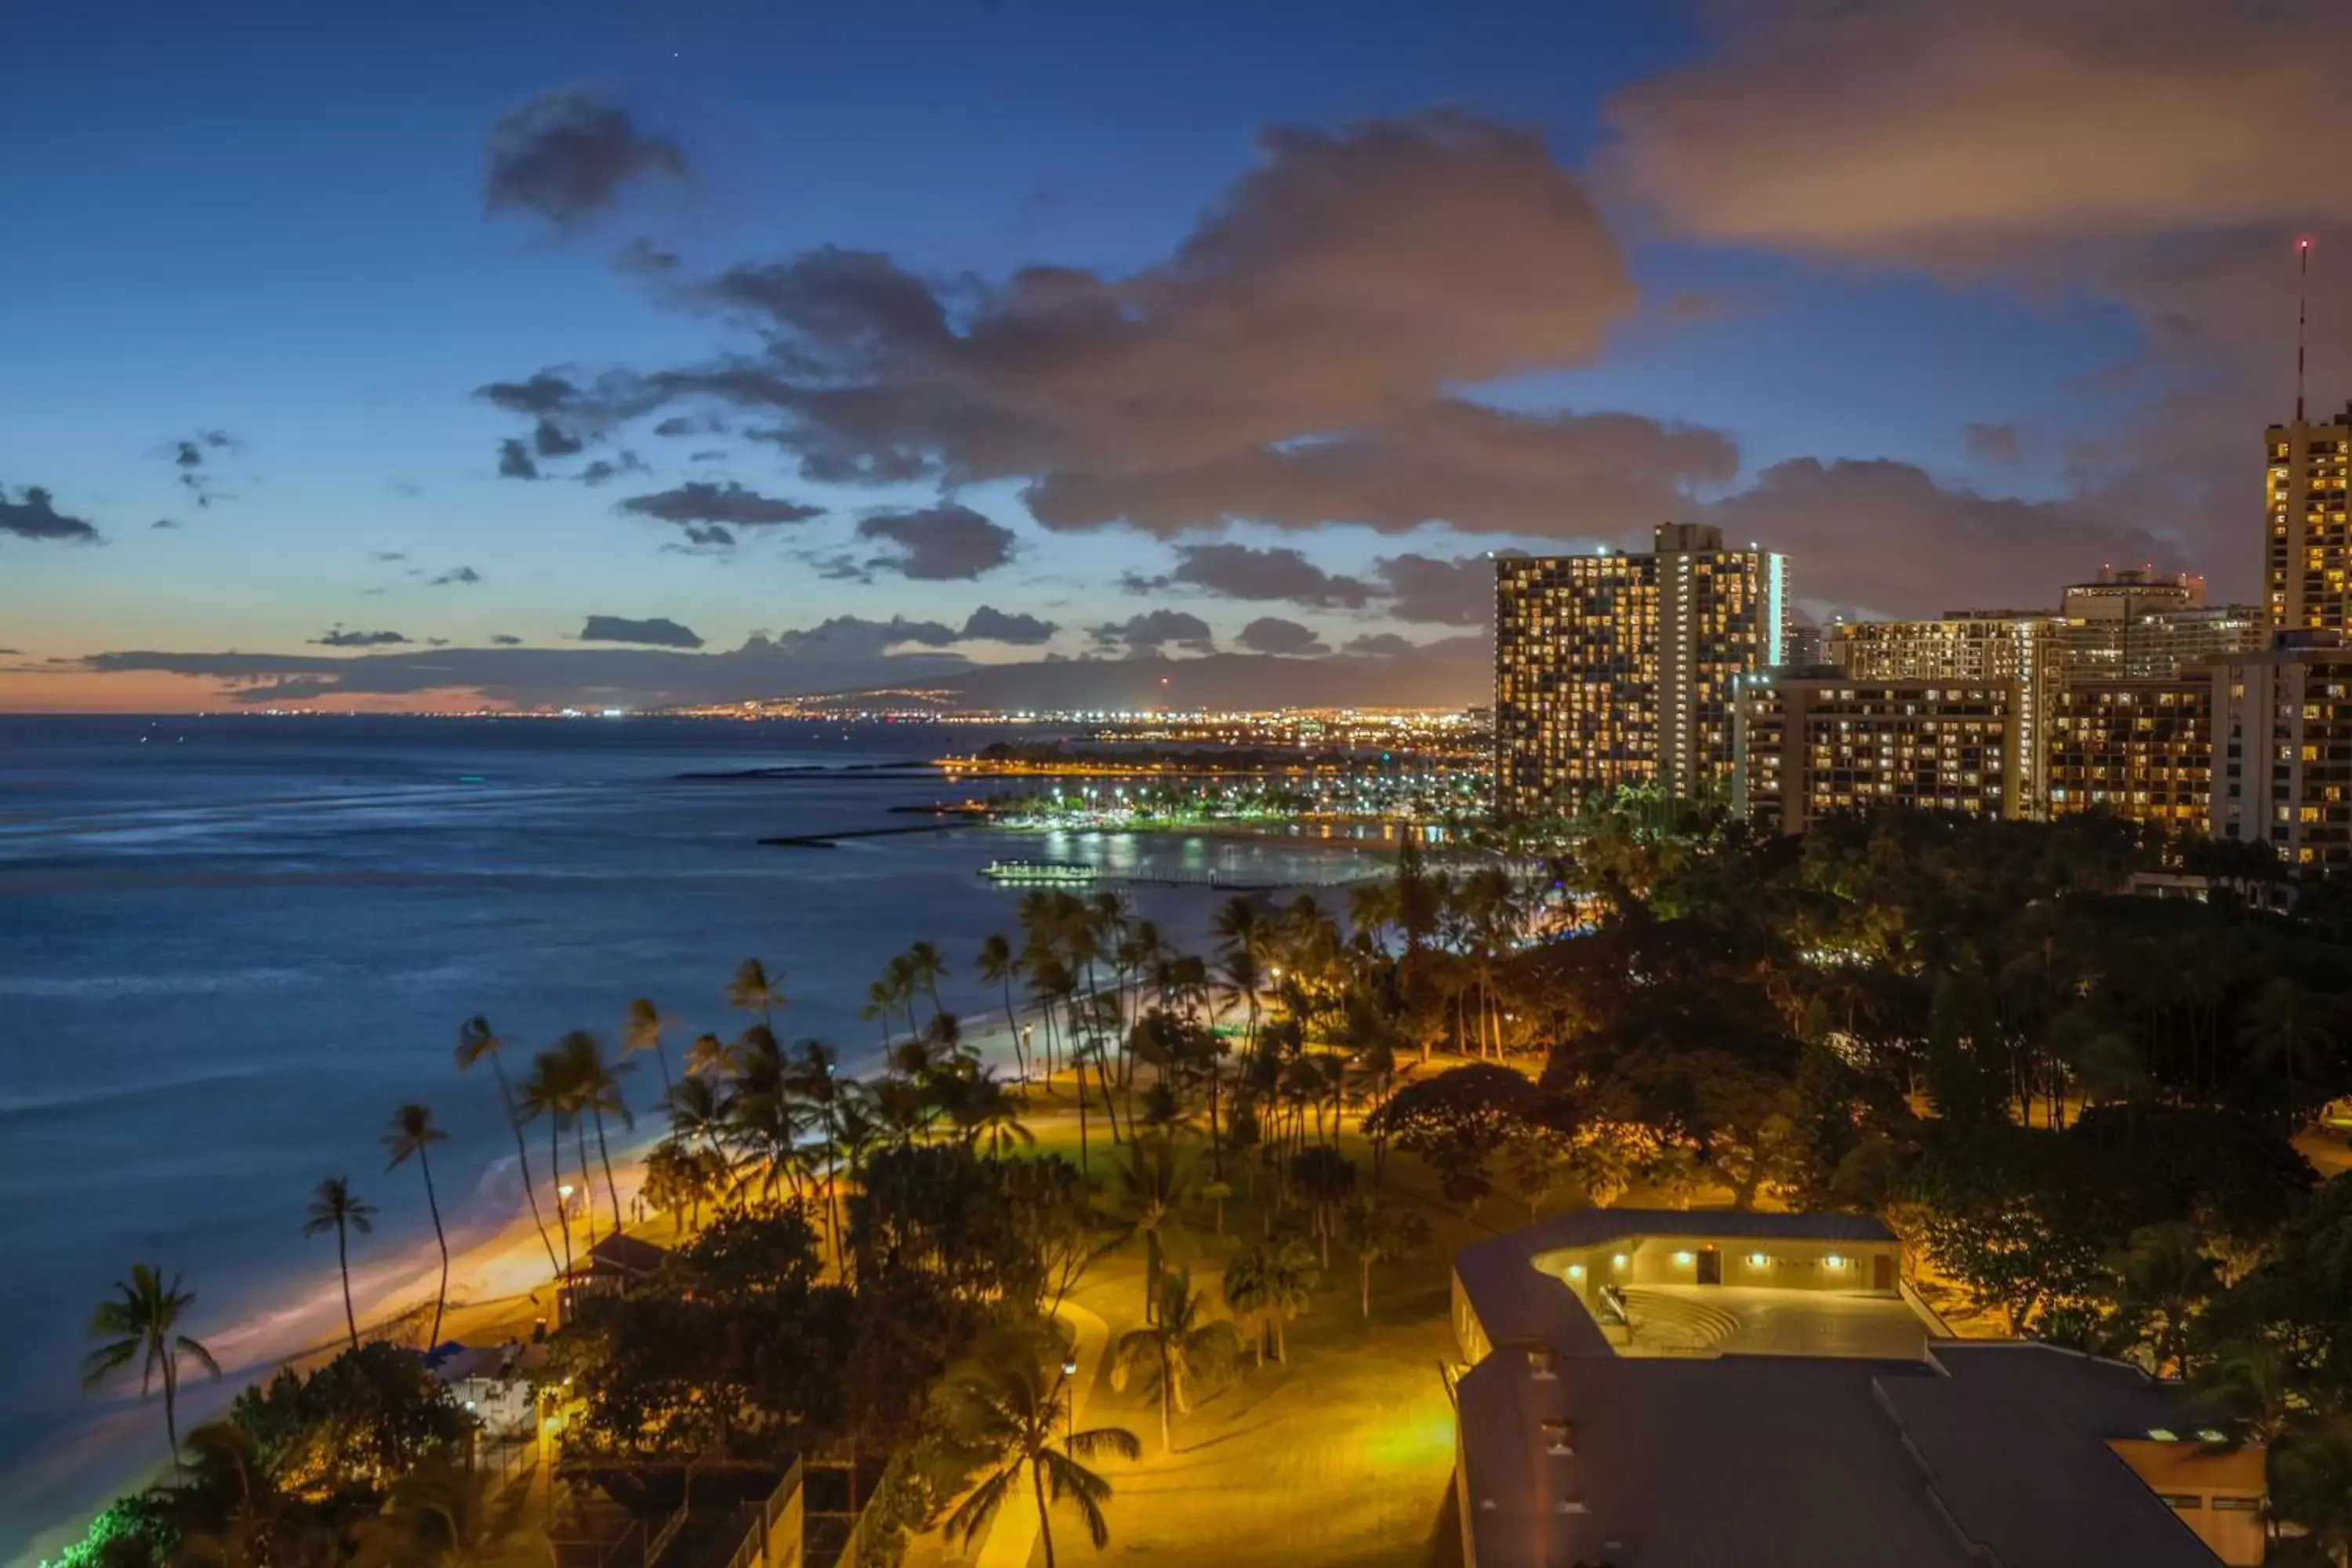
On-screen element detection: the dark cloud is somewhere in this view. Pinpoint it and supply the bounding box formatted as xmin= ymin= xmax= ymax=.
xmin=1136 ymin=543 xmax=1374 ymax=607
xmin=1235 ymin=616 xmax=1330 ymax=656
xmin=490 ymin=634 xmax=524 ymax=646
xmin=676 ymin=524 xmax=736 ymax=550
xmin=493 ymin=111 xmax=1657 ymax=540
xmin=960 ymin=606 xmax=1058 ymax=645
xmin=390 ymin=480 xmax=423 ymax=499
xmin=616 ymin=481 xmax=823 ymax=529
xmin=1341 ymin=633 xmax=1420 ymax=659
xmin=1374 ymin=553 xmax=1495 ymax=626
xmin=60 ymin=626 xmax=1491 ymax=711
xmin=1707 ymin=458 xmax=2183 ymax=617
xmin=618 ymin=238 xmax=683 ymax=274
xmin=372 ymin=550 xmax=408 ymax=562
xmin=429 ymin=566 xmax=483 ymax=586
xmin=0 ymin=486 xmax=101 ymax=543
xmin=580 ymin=615 xmax=704 ymax=649
xmin=478 ymin=372 xmax=583 ymax=417
xmin=310 ymin=628 xmax=411 ymax=648
xmin=497 ymin=440 xmax=539 ymax=481
xmin=484 ymin=90 xmax=693 ymax=232
xmin=855 ymin=504 xmax=1017 ymax=581
xmin=579 ymin=454 xmax=647 ymax=487
xmin=652 ymin=416 xmax=696 ymax=437
xmin=151 ymin=517 xmax=180 ymax=531
xmin=689 ymin=450 xmax=728 ymax=463
xmin=1092 ymin=609 xmax=1215 ymax=655
xmin=1963 ymin=423 xmax=2024 ymax=467
xmin=1025 ymin=401 xmax=1733 ymax=539
xmin=533 ymin=419 xmax=585 ymax=459
xmin=163 ymin=430 xmax=238 ymax=509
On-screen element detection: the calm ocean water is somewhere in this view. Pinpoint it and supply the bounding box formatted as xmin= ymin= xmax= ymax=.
xmin=0 ymin=715 xmax=1387 ymax=1559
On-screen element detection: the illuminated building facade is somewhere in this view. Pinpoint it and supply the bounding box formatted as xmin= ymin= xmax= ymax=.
xmin=2266 ymin=404 xmax=2352 ymax=633
xmin=2210 ymin=633 xmax=2352 ymax=868
xmin=1824 ymin=613 xmax=2060 ymax=815
xmin=1494 ymin=523 xmax=1785 ymax=816
xmin=1735 ymin=672 xmax=2021 ymax=833
xmin=2047 ymin=678 xmax=2214 ymax=831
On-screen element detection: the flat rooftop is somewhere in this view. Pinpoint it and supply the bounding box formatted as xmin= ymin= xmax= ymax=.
xmin=1452 ymin=1212 xmax=2241 ymax=1568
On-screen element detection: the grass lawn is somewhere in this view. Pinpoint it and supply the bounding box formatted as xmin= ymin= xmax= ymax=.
xmin=898 ymin=1070 xmax=1517 ymax=1568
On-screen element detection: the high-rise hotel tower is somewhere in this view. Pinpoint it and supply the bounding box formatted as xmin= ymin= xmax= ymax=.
xmin=1494 ymin=523 xmax=1787 ymax=817
xmin=2265 ymin=402 xmax=2352 ymax=633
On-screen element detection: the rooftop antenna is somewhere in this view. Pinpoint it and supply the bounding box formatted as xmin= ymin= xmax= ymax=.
xmin=2296 ymin=238 xmax=2313 ymax=423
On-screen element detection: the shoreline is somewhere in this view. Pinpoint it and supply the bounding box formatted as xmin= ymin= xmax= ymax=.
xmin=12 ymin=1008 xmax=1041 ymax=1568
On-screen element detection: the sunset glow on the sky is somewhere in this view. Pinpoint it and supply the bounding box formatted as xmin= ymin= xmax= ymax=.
xmin=6 ymin=0 xmax=2348 ymax=713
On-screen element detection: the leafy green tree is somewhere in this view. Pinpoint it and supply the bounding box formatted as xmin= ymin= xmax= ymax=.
xmin=941 ymin=1354 xmax=1141 ymax=1568
xmin=454 ymin=1016 xmax=562 ymax=1279
xmin=1363 ymin=1063 xmax=1533 ymax=1214
xmin=82 ymin=1265 xmax=220 ymax=1461
xmin=383 ymin=1104 xmax=450 ymax=1351
xmin=301 ymin=1177 xmax=376 ymax=1352
xmin=1110 ymin=1268 xmax=1243 ymax=1454
xmin=229 ymin=1341 xmax=474 ymax=1497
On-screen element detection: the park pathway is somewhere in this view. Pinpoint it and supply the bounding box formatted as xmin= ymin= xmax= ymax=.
xmin=971 ymin=1296 xmax=1112 ymax=1568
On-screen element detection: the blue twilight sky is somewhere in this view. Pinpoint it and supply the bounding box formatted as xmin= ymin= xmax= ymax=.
xmin=2 ymin=0 xmax=2343 ymax=711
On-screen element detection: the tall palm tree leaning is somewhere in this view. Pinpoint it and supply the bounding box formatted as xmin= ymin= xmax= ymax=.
xmin=906 ymin=940 xmax=949 ymax=1025
xmin=384 ymin=1103 xmax=452 ymax=1351
xmin=726 ymin=958 xmax=787 ymax=1027
xmin=518 ymin=1051 xmax=575 ymax=1276
xmin=1111 ymin=1268 xmax=1242 ymax=1454
xmin=944 ymin=1356 xmax=1140 ymax=1568
xmin=553 ymin=1030 xmax=634 ymax=1243
xmin=978 ymin=933 xmax=1027 ymax=1080
xmin=454 ymin=1016 xmax=563 ymax=1279
xmin=303 ymin=1176 xmax=378 ymax=1351
xmin=82 ymin=1265 xmax=220 ymax=1462
xmin=622 ymin=997 xmax=677 ymax=1102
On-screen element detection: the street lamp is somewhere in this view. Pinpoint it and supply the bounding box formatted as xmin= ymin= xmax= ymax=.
xmin=1061 ymin=1356 xmax=1080 ymax=1445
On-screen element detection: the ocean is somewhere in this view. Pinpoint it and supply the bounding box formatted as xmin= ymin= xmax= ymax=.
xmin=0 ymin=714 xmax=1390 ymax=1561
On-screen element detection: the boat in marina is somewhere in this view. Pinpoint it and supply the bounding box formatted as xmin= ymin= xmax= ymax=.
xmin=981 ymin=859 xmax=1099 ymax=885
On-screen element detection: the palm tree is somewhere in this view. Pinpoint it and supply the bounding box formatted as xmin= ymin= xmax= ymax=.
xmin=861 ymin=979 xmax=900 ymax=1050
xmin=622 ymin=997 xmax=676 ymax=1101
xmin=2113 ymin=1221 xmax=2218 ymax=1376
xmin=684 ymin=1029 xmax=742 ymax=1080
xmin=551 ymin=1031 xmax=633 ymax=1240
xmin=979 ymin=933 xmax=1027 ymax=1080
xmin=664 ymin=1073 xmax=733 ymax=1167
xmin=82 ymin=1264 xmax=220 ymax=1461
xmin=302 ymin=1177 xmax=377 ymax=1350
xmin=1221 ymin=1238 xmax=1316 ymax=1363
xmin=517 ymin=1052 xmax=575 ymax=1276
xmin=942 ymin=1356 xmax=1141 ymax=1568
xmin=726 ymin=958 xmax=787 ymax=1026
xmin=383 ymin=1104 xmax=452 ymax=1351
xmin=354 ymin=1453 xmax=554 ymax=1568
xmin=945 ymin=1068 xmax=1036 ymax=1159
xmin=906 ymin=940 xmax=950 ymax=1024
xmin=2240 ymin=977 xmax=2338 ymax=1105
xmin=1105 ymin=1139 xmax=1195 ymax=1323
xmin=1110 ymin=1268 xmax=1242 ymax=1454
xmin=454 ymin=1016 xmax=562 ymax=1278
